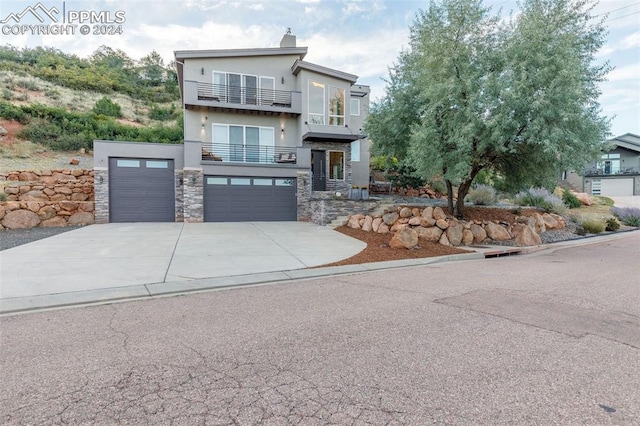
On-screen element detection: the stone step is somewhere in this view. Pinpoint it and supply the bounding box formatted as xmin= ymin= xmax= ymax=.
xmin=327 ymin=216 xmax=349 ymax=229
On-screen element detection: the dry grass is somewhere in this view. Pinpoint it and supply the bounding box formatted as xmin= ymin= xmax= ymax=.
xmin=1 ymin=70 xmax=175 ymax=124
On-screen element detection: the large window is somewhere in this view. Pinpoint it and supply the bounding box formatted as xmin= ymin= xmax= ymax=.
xmin=309 ymin=81 xmax=325 ymax=125
xmin=329 ymin=151 xmax=344 ymax=180
xmin=213 ymin=71 xmax=274 ymax=105
xmin=599 ymin=153 xmax=621 ymax=174
xmin=329 ymin=86 xmax=345 ymax=126
xmin=212 ymin=124 xmax=274 ymax=163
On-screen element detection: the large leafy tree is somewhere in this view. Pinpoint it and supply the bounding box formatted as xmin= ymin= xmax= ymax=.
xmin=367 ymin=0 xmax=610 ymax=218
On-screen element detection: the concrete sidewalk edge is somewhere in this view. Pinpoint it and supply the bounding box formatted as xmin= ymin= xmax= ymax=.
xmin=2 ymin=230 xmax=638 ymax=315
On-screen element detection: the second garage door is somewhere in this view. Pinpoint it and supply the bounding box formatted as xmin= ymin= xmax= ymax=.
xmin=204 ymin=176 xmax=296 ymax=222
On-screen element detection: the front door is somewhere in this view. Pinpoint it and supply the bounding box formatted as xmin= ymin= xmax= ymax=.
xmin=311 ymin=150 xmax=326 ymax=191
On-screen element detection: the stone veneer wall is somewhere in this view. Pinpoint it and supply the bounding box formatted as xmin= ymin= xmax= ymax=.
xmin=1 ymin=169 xmax=95 ymax=229
xmin=301 ymin=192 xmax=381 ymax=226
xmin=303 ymin=141 xmax=352 ymax=193
xmin=183 ymin=168 xmax=203 ymax=222
xmin=93 ymin=168 xmax=109 ymax=223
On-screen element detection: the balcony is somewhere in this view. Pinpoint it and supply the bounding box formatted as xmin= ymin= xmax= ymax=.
xmin=202 ymin=143 xmax=298 ymax=165
xmin=584 ymin=166 xmax=640 ymax=177
xmin=183 ymin=80 xmax=301 ymax=116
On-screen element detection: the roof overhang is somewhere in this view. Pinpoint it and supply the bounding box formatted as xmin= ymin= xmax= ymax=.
xmin=608 ymin=133 xmax=640 ymax=153
xmin=303 ymin=132 xmax=364 ymax=142
xmin=292 ymin=60 xmax=358 ymax=84
xmin=175 ymin=47 xmax=308 ymax=61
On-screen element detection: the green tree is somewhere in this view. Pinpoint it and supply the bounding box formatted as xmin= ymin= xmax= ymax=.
xmin=139 ymin=50 xmax=165 ymax=85
xmin=366 ymin=0 xmax=610 ymax=218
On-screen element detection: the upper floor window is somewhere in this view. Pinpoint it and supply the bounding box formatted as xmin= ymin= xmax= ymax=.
xmin=350 ymin=98 xmax=360 ymax=116
xmin=212 ymin=123 xmax=274 ymax=163
xmin=329 ymin=86 xmax=345 ymax=126
xmin=309 ymin=81 xmax=325 ymax=125
xmin=213 ymin=71 xmax=275 ymax=106
xmin=599 ymin=153 xmax=621 ymax=174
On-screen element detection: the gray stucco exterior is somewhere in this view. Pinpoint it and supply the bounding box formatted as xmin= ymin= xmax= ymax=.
xmin=94 ymin=33 xmax=371 ymax=223
xmin=563 ymin=133 xmax=640 ymax=196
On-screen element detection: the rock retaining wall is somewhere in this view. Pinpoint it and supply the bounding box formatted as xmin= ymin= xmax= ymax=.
xmin=0 ymin=170 xmax=95 ymax=229
xmin=346 ymin=205 xmax=565 ymax=248
xmin=300 ymin=192 xmax=381 ymax=225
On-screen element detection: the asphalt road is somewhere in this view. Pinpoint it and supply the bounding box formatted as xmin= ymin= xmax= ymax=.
xmin=1 ymin=233 xmax=639 ymax=425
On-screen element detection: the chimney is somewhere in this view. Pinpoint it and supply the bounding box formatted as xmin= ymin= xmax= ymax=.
xmin=280 ymin=28 xmax=296 ymax=48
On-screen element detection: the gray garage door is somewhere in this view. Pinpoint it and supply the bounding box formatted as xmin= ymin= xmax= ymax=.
xmin=109 ymin=158 xmax=175 ymax=222
xmin=204 ymin=176 xmax=296 ymax=222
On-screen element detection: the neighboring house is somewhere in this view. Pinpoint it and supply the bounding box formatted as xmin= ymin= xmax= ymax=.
xmin=94 ymin=33 xmax=370 ymax=223
xmin=563 ymin=133 xmax=640 ymax=196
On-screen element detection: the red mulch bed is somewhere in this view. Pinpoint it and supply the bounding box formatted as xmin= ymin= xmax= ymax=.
xmin=323 ymin=206 xmax=538 ymax=267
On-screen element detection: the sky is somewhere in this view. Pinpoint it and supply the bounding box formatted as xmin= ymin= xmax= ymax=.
xmin=1 ymin=0 xmax=638 ymax=137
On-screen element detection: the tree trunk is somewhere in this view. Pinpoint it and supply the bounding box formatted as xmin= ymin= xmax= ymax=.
xmin=453 ymin=167 xmax=482 ymax=219
xmin=454 ymin=178 xmax=474 ymax=219
xmin=445 ymin=179 xmax=454 ymax=213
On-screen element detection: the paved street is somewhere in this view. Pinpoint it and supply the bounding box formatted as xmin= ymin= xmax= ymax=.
xmin=1 ymin=233 xmax=639 ymax=424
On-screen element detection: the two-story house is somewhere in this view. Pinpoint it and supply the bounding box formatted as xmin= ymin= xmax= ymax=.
xmin=93 ymin=33 xmax=370 ymax=223
xmin=563 ymin=133 xmax=640 ymax=196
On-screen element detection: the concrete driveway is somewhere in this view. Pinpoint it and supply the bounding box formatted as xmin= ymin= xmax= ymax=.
xmin=609 ymin=196 xmax=640 ymax=208
xmin=0 ymin=222 xmax=365 ymax=310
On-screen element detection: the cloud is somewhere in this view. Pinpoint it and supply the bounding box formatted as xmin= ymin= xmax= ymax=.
xmin=607 ymin=63 xmax=640 ymax=82
xmin=599 ymin=31 xmax=640 ymax=56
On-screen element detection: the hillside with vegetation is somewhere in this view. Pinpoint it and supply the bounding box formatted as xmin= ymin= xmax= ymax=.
xmin=0 ymin=45 xmax=183 ymax=158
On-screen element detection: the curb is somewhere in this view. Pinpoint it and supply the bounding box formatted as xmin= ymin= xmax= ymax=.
xmin=1 ymin=230 xmax=638 ymax=316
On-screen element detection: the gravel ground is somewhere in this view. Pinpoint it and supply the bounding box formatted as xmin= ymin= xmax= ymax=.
xmin=0 ymin=226 xmax=81 ymax=251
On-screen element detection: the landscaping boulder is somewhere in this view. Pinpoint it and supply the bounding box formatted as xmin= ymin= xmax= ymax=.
xmin=68 ymin=211 xmax=94 ymax=226
xmin=41 ymin=216 xmax=67 ymax=228
xmin=513 ymin=224 xmax=542 ymax=246
xmin=372 ymin=217 xmax=382 ymax=232
xmin=390 ymin=227 xmax=419 ymax=249
xmin=377 ymin=223 xmax=390 ymax=234
xmin=462 ymin=229 xmax=474 ymax=246
xmin=446 ymin=221 xmax=464 ymax=246
xmin=399 ymin=207 xmax=413 ymax=218
xmin=469 ymin=224 xmax=487 ymax=243
xmin=573 ymin=192 xmax=593 ymax=206
xmin=19 ymin=190 xmax=48 ymax=202
xmin=348 ymin=215 xmax=363 ymax=229
xmin=542 ymin=213 xmax=559 ymax=229
xmin=433 ymin=206 xmax=446 ymax=220
xmin=422 ymin=206 xmax=434 ymax=220
xmin=383 ymin=212 xmax=399 ymax=226
xmin=416 ymin=226 xmax=443 ymax=242
xmin=408 ymin=217 xmax=422 ymax=226
xmin=439 ymin=232 xmax=451 ymax=246
xmin=361 ymin=215 xmax=373 ymax=232
xmin=436 ymin=219 xmax=449 ymax=230
xmin=485 ymin=222 xmax=511 ymax=241
xmin=2 ymin=209 xmax=41 ymax=229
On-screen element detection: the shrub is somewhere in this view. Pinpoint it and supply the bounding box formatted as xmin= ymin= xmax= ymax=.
xmin=148 ymin=104 xmax=176 ymax=121
xmin=388 ymin=164 xmax=426 ymax=189
xmin=513 ymin=187 xmax=566 ymax=214
xmin=468 ymin=184 xmax=497 ymax=205
xmin=428 ymin=179 xmax=447 ymax=195
xmin=0 ymin=192 xmax=6 ymax=201
xmin=562 ymin=188 xmax=582 ymax=209
xmin=605 ymin=217 xmax=620 ymax=232
xmin=92 ymin=96 xmax=121 ymax=117
xmin=612 ymin=207 xmax=640 ymax=227
xmin=580 ymin=218 xmax=605 ymax=234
